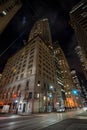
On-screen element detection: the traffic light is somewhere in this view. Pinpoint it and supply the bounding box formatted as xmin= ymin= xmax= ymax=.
xmin=13 ymin=94 xmax=17 ymax=98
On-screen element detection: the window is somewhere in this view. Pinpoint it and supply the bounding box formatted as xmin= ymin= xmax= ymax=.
xmin=30 ymin=51 xmax=34 ymax=55
xmin=30 ymin=55 xmax=34 ymax=59
xmin=28 ymin=59 xmax=33 ymax=64
xmin=26 ymin=80 xmax=29 ymax=87
xmin=23 ymin=64 xmax=26 ymax=67
xmin=28 ymin=92 xmax=32 ymax=99
xmin=30 ymin=48 xmax=35 ymax=52
xmin=81 ymin=12 xmax=87 ymax=17
xmin=27 ymin=69 xmax=32 ymax=75
xmin=20 ymin=74 xmax=24 ymax=78
xmin=21 ymin=69 xmax=24 ymax=72
xmin=37 ymin=81 xmax=40 ymax=86
xmin=38 ymin=70 xmax=41 ymax=75
xmin=0 ymin=12 xmax=4 ymax=17
xmin=28 ymin=64 xmax=33 ymax=69
xmin=44 ymin=83 xmax=46 ymax=90
xmin=39 ymin=64 xmax=41 ymax=68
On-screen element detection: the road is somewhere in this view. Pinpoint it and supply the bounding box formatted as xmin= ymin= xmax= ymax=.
xmin=0 ymin=109 xmax=86 ymax=130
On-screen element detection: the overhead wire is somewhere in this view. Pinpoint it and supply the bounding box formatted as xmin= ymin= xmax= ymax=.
xmin=0 ymin=1 xmax=40 ymax=58
xmin=0 ymin=30 xmax=26 ymax=57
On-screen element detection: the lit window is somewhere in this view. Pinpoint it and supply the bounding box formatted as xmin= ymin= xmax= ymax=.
xmin=81 ymin=12 xmax=87 ymax=17
xmin=2 ymin=11 xmax=6 ymax=15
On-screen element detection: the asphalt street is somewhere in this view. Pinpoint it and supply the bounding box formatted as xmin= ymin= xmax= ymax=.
xmin=41 ymin=118 xmax=87 ymax=130
xmin=0 ymin=109 xmax=87 ymax=130
xmin=41 ymin=112 xmax=87 ymax=130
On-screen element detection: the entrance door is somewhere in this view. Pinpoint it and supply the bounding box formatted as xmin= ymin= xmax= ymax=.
xmin=23 ymin=103 xmax=26 ymax=112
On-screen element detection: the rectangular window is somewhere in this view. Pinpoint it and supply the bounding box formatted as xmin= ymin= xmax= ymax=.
xmin=20 ymin=74 xmax=24 ymax=78
xmin=28 ymin=92 xmax=32 ymax=99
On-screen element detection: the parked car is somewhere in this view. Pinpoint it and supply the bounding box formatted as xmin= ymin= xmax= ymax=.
xmin=57 ymin=107 xmax=65 ymax=112
xmin=83 ymin=106 xmax=87 ymax=111
xmin=83 ymin=101 xmax=87 ymax=111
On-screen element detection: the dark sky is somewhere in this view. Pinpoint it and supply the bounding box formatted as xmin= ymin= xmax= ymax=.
xmin=0 ymin=0 xmax=84 ymax=78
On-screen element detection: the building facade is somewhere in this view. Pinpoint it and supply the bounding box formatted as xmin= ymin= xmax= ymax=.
xmin=0 ymin=0 xmax=22 ymax=33
xmin=0 ymin=18 xmax=80 ymax=113
xmin=0 ymin=19 xmax=58 ymax=113
xmin=71 ymin=70 xmax=83 ymax=107
xmin=75 ymin=46 xmax=87 ymax=79
xmin=70 ymin=0 xmax=87 ymax=79
xmin=28 ymin=18 xmax=52 ymax=44
xmin=51 ymin=45 xmax=66 ymax=111
xmin=54 ymin=44 xmax=79 ymax=109
xmin=0 ymin=36 xmax=61 ymax=113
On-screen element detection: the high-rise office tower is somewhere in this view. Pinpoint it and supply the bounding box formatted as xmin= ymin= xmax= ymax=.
xmin=28 ymin=18 xmax=52 ymax=44
xmin=54 ymin=44 xmax=73 ymax=91
xmin=70 ymin=0 xmax=87 ymax=79
xmin=0 ymin=18 xmax=79 ymax=113
xmin=71 ymin=70 xmax=81 ymax=90
xmin=75 ymin=46 xmax=87 ymax=79
xmin=51 ymin=44 xmax=66 ymax=110
xmin=71 ymin=70 xmax=83 ymax=107
xmin=54 ymin=44 xmax=79 ymax=108
xmin=0 ymin=18 xmax=58 ymax=113
xmin=0 ymin=34 xmax=55 ymax=113
xmin=0 ymin=0 xmax=22 ymax=33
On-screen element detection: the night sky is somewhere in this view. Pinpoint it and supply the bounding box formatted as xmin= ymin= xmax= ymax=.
xmin=0 ymin=0 xmax=84 ymax=79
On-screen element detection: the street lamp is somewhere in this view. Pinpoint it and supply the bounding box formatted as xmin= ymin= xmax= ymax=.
xmin=37 ymin=82 xmax=40 ymax=112
xmin=47 ymin=85 xmax=55 ymax=112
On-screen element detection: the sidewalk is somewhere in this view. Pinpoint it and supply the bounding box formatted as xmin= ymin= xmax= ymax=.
xmin=0 ymin=112 xmax=44 ymax=120
xmin=18 ymin=112 xmax=32 ymax=116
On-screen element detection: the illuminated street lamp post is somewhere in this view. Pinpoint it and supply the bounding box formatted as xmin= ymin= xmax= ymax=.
xmin=37 ymin=82 xmax=40 ymax=112
xmin=46 ymin=85 xmax=54 ymax=112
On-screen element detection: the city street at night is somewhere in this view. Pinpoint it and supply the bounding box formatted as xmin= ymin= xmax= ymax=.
xmin=0 ymin=109 xmax=87 ymax=130
xmin=0 ymin=0 xmax=87 ymax=130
